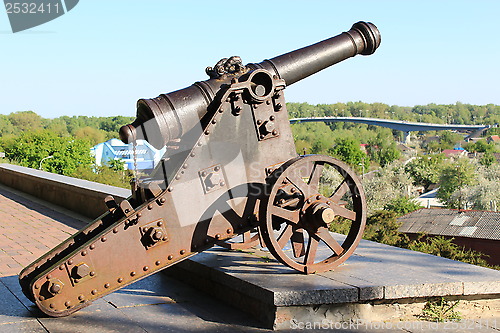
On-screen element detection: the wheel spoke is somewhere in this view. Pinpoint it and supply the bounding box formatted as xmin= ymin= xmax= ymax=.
xmin=263 ymin=155 xmax=366 ymax=274
xmin=331 ymin=203 xmax=356 ymax=221
xmin=242 ymin=231 xmax=251 ymax=242
xmin=291 ymin=229 xmax=305 ymax=257
xmin=277 ymin=224 xmax=293 ymax=248
xmin=271 ymin=206 xmax=300 ymax=224
xmin=308 ymin=162 xmax=324 ymax=193
xmin=317 ymin=227 xmax=344 ymax=255
xmin=330 ymin=180 xmax=349 ymax=203
xmin=285 ymin=171 xmax=310 ymax=196
xmin=304 ymin=234 xmax=319 ymax=265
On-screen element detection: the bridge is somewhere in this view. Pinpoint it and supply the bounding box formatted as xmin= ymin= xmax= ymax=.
xmin=289 ymin=117 xmax=490 ymax=143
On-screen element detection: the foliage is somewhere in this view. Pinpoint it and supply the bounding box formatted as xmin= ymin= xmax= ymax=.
xmin=105 ymin=158 xmax=126 ymax=171
xmin=287 ymin=102 xmax=500 ymax=127
xmin=74 ymin=126 xmax=107 ymax=145
xmin=405 ymin=154 xmax=446 ymax=189
xmin=71 ymin=164 xmax=132 ymax=189
xmin=363 ymin=162 xmax=418 ymax=213
xmin=465 ymin=139 xmax=497 ymax=153
xmin=419 ymin=297 xmax=461 ymax=322
xmin=367 ymin=131 xmax=401 ymax=167
xmin=0 ymin=115 xmax=16 ymax=137
xmin=8 ymin=111 xmax=43 ymax=133
xmin=437 ymin=158 xmax=477 ymax=209
xmin=0 ymin=111 xmax=134 ymax=141
xmin=409 ymin=236 xmax=489 ymax=266
xmin=450 ymin=163 xmax=500 ymax=210
xmin=383 ymin=197 xmax=423 ymax=216
xmin=0 ymin=130 xmax=93 ymax=176
xmin=363 ymin=210 xmax=410 ymax=247
xmin=479 ymin=152 xmax=496 ymax=166
xmin=328 ymin=217 xmax=352 ymax=235
xmin=438 ymin=131 xmax=464 ymax=150
xmin=328 ymin=137 xmax=368 ymax=173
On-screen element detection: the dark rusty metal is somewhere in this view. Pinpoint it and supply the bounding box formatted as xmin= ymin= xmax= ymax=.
xmin=118 ymin=21 xmax=380 ymax=149
xmin=259 ymin=155 xmax=367 ymax=274
xmin=19 ymin=21 xmax=379 ymax=317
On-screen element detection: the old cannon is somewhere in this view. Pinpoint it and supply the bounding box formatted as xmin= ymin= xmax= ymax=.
xmin=19 ymin=21 xmax=380 ymax=317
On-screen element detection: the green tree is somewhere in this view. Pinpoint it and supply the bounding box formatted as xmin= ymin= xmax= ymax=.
xmin=466 ymin=139 xmax=496 ymax=153
xmin=75 ymin=126 xmax=107 ymax=146
xmin=479 ymin=152 xmax=496 ymax=166
xmin=363 ymin=162 xmax=418 ymax=213
xmin=0 ymin=115 xmax=16 ymax=137
xmin=8 ymin=111 xmax=43 ymax=132
xmin=366 ymin=131 xmax=401 ymax=167
xmin=405 ymin=154 xmax=445 ymax=189
xmin=106 ymin=158 xmax=126 ymax=171
xmin=453 ymin=163 xmax=500 ymax=211
xmin=384 ymin=197 xmax=423 ymax=216
xmin=437 ymin=158 xmax=477 ymax=209
xmin=0 ymin=130 xmax=93 ymax=176
xmin=363 ymin=210 xmax=410 ymax=247
xmin=44 ymin=118 xmax=69 ymax=137
xmin=328 ymin=137 xmax=368 ymax=173
xmin=439 ymin=131 xmax=463 ymax=150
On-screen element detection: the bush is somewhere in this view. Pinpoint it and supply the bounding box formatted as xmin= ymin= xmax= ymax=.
xmin=384 ymin=197 xmax=423 ymax=216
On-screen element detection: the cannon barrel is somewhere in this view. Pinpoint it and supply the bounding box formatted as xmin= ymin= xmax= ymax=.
xmin=120 ymin=21 xmax=380 ymax=149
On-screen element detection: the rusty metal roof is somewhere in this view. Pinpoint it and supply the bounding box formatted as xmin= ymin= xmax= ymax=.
xmin=398 ymin=208 xmax=500 ymax=240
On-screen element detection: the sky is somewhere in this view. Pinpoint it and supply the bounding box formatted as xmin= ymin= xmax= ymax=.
xmin=1 ymin=1 xmax=499 ymax=118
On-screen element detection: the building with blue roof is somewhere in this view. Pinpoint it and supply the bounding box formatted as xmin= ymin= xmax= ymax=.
xmin=91 ymin=138 xmax=166 ymax=171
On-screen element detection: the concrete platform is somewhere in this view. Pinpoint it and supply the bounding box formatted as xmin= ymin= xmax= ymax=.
xmin=168 ymin=236 xmax=500 ymax=329
xmin=0 ymin=167 xmax=499 ymax=332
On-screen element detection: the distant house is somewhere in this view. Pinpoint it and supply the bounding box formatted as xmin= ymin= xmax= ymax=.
xmin=487 ymin=135 xmax=500 ymax=144
xmin=468 ymin=152 xmax=500 ymax=163
xmin=91 ymin=139 xmax=166 ymax=171
xmin=442 ymin=148 xmax=468 ymax=158
xmin=359 ymin=143 xmax=369 ymax=154
xmin=397 ymin=143 xmax=416 ymax=156
xmin=398 ymin=208 xmax=500 ymax=265
xmin=413 ymin=188 xmax=445 ymax=208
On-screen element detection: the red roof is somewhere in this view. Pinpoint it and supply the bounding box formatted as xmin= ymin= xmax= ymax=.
xmin=489 ymin=135 xmax=500 ymax=142
xmin=442 ymin=149 xmax=467 ymax=157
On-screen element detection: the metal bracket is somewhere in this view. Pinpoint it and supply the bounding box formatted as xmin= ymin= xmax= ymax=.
xmin=139 ymin=219 xmax=168 ymax=249
xmin=199 ymin=164 xmax=226 ymax=194
xmin=252 ymin=98 xmax=280 ymax=141
xmin=66 ymin=252 xmax=97 ymax=287
xmin=265 ymin=162 xmax=285 ymax=177
xmin=229 ymin=91 xmax=245 ymax=116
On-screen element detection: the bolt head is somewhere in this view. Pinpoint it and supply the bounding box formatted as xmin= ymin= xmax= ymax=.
xmin=263 ymin=121 xmax=275 ymax=134
xmin=49 ymin=283 xmax=62 ymax=295
xmin=152 ymin=229 xmax=163 ymax=241
xmin=206 ymin=172 xmax=222 ymax=188
xmin=74 ymin=263 xmax=90 ymax=279
xmin=47 ymin=279 xmax=64 ymax=295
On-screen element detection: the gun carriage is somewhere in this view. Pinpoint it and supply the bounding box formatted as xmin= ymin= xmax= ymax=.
xmin=19 ymin=21 xmax=381 ymax=316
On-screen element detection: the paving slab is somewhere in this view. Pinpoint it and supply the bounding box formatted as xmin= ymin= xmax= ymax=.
xmin=0 ymin=280 xmax=38 ymax=325
xmin=1 ymin=179 xmax=499 ymax=331
xmin=0 ymin=320 xmax=47 ymax=333
xmin=167 ymin=236 xmax=500 ymax=329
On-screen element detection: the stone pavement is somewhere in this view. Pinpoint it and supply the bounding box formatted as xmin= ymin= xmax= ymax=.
xmin=0 ymin=184 xmax=498 ymax=332
xmin=0 ymin=185 xmax=82 ymax=277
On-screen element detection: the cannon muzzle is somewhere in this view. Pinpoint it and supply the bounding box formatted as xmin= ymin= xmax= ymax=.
xmin=120 ymin=21 xmax=380 ymax=149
